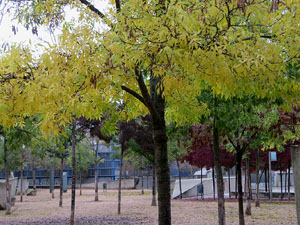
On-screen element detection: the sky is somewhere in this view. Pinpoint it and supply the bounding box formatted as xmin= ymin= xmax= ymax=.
xmin=0 ymin=0 xmax=109 ymax=52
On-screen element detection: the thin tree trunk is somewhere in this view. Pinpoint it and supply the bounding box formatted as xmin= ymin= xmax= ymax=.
xmin=265 ymin=167 xmax=268 ymax=193
xmin=228 ymin=169 xmax=231 ymax=199
xmin=70 ymin=120 xmax=76 ymax=225
xmin=118 ymin=145 xmax=124 ymax=214
xmin=201 ymin=167 xmax=203 ymax=184
xmin=32 ymin=168 xmax=36 ymax=191
xmin=212 ymin=167 xmax=215 ymax=200
xmin=20 ymin=165 xmax=23 ymax=202
xmin=280 ymin=168 xmax=283 ymax=200
xmin=176 ymin=159 xmax=182 ymax=199
xmin=285 ymin=170 xmax=287 ymax=195
xmin=141 ymin=175 xmax=144 ymax=195
xmin=4 ymin=137 xmax=11 ymax=215
xmin=255 ymin=149 xmax=260 ymax=207
xmin=288 ymin=163 xmax=291 ymax=201
xmin=147 ymin=168 xmax=149 ymax=189
xmin=59 ymin=158 xmax=64 ymax=207
xmin=236 ymin=149 xmax=245 ymax=225
xmin=245 ymin=157 xmax=251 ymax=216
xmin=94 ymin=165 xmax=99 ymax=201
xmin=94 ymin=140 xmax=99 ymax=201
xmin=79 ymin=171 xmax=82 ymax=196
xmin=212 ymin=121 xmax=226 ymax=225
xmin=52 ymin=166 xmax=55 ymax=199
xmin=151 ymin=165 xmax=157 ymax=206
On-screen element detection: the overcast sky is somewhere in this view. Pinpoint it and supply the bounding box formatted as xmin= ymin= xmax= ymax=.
xmin=0 ymin=1 xmax=109 ymax=51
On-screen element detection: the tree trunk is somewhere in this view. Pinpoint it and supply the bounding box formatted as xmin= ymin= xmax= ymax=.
xmin=141 ymin=175 xmax=144 ymax=195
xmin=32 ymin=168 xmax=36 ymax=191
xmin=255 ymin=149 xmax=260 ymax=207
xmin=94 ymin=140 xmax=99 ymax=201
xmin=291 ymin=145 xmax=300 ymax=225
xmin=280 ymin=168 xmax=283 ymax=200
xmin=228 ymin=169 xmax=231 ymax=199
xmin=285 ymin=170 xmax=287 ymax=195
xmin=265 ymin=168 xmax=268 ymax=193
xmin=52 ymin=166 xmax=55 ymax=199
xmin=212 ymin=123 xmax=226 ymax=225
xmin=118 ymin=145 xmax=124 ymax=214
xmin=269 ymin=152 xmax=272 ymax=202
xmin=151 ymin=165 xmax=157 ymax=206
xmin=152 ymin=106 xmax=171 ymax=224
xmin=288 ymin=163 xmax=291 ymax=201
xmin=176 ymin=159 xmax=182 ymax=200
xmin=245 ymin=157 xmax=251 ymax=216
xmin=212 ymin=167 xmax=215 ymax=200
xmin=4 ymin=137 xmax=11 ymax=215
xmin=127 ymin=68 xmax=170 ymax=224
xmin=201 ymin=167 xmax=203 ymax=184
xmin=79 ymin=171 xmax=82 ymax=196
xmin=20 ymin=165 xmax=23 ymax=202
xmin=236 ymin=149 xmax=245 ymax=225
xmin=70 ymin=120 xmax=76 ymax=225
xmin=59 ymin=158 xmax=64 ymax=207
xmin=94 ymin=164 xmax=99 ymax=201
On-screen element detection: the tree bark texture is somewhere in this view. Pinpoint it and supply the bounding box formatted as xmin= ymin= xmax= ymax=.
xmin=94 ymin=165 xmax=99 ymax=201
xmin=212 ymin=124 xmax=226 ymax=225
xmin=236 ymin=150 xmax=245 ymax=225
xmin=118 ymin=145 xmax=124 ymax=214
xmin=59 ymin=158 xmax=64 ymax=207
xmin=70 ymin=121 xmax=76 ymax=225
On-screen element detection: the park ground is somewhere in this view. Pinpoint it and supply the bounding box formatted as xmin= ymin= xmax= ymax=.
xmin=0 ymin=189 xmax=296 ymax=224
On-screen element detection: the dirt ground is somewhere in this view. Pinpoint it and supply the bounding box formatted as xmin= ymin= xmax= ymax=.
xmin=0 ymin=189 xmax=296 ymax=224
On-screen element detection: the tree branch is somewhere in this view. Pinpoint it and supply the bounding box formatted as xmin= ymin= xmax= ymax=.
xmin=135 ymin=67 xmax=160 ymax=120
xmin=78 ymin=0 xmax=105 ymax=18
xmin=121 ymin=85 xmax=147 ymax=107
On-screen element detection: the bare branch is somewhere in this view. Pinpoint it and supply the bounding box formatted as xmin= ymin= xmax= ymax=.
xmin=78 ymin=0 xmax=105 ymax=18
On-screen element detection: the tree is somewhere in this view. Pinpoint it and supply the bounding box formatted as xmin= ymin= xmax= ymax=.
xmin=6 ymin=1 xmax=300 ymax=224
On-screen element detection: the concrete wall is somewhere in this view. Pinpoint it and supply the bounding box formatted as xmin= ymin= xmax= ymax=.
xmin=16 ymin=179 xmax=29 ymax=195
xmin=0 ymin=178 xmax=18 ymax=209
xmin=81 ymin=178 xmax=137 ymax=189
xmin=173 ymin=177 xmax=243 ymax=199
